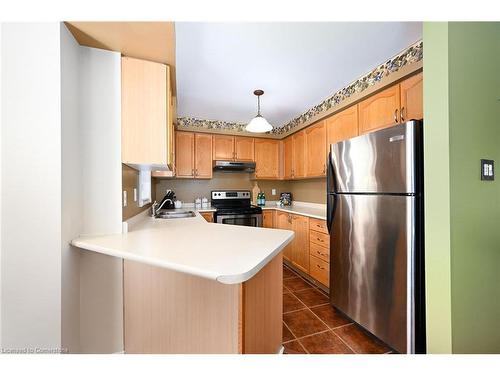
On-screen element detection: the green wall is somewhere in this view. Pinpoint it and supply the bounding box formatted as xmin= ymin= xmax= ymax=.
xmin=423 ymin=22 xmax=453 ymax=354
xmin=448 ymin=22 xmax=500 ymax=354
xmin=424 ymin=22 xmax=500 ymax=353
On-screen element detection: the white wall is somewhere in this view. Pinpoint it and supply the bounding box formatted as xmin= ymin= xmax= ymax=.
xmin=0 ymin=23 xmax=3 ymax=349
xmin=1 ymin=24 xmax=123 ymax=353
xmin=60 ymin=23 xmax=82 ymax=354
xmin=78 ymin=46 xmax=123 ymax=353
xmin=1 ymin=23 xmax=62 ymax=351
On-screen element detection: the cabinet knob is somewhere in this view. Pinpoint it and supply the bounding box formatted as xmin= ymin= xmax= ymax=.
xmin=191 ymin=168 xmax=195 ymax=176
xmin=394 ymin=109 xmax=399 ymax=123
xmin=401 ymin=107 xmax=405 ymax=122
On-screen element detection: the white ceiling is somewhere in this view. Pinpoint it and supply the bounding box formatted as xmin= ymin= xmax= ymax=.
xmin=176 ymin=22 xmax=422 ymax=127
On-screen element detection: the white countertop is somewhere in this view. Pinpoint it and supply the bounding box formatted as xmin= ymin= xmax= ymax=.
xmin=261 ymin=201 xmax=327 ymax=220
xmin=71 ymin=211 xmax=294 ymax=285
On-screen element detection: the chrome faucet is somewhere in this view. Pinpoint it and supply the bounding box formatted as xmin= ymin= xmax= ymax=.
xmin=151 ymin=199 xmax=173 ymax=217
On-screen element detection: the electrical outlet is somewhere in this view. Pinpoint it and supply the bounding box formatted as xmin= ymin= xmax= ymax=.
xmin=271 ymin=188 xmax=277 ymax=196
xmin=481 ymin=159 xmax=494 ymax=181
xmin=123 ymin=190 xmax=127 ymax=207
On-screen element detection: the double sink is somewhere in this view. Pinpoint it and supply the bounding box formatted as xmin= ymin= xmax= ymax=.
xmin=154 ymin=210 xmax=196 ymax=219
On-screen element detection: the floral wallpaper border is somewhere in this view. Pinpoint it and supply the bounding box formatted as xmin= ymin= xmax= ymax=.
xmin=177 ymin=40 xmax=423 ymax=136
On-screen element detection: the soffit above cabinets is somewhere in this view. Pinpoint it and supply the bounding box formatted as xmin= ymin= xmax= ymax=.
xmin=64 ymin=21 xmax=176 ymax=94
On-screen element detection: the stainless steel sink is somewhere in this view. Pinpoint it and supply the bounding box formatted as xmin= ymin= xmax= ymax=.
xmin=154 ymin=210 xmax=196 ymax=219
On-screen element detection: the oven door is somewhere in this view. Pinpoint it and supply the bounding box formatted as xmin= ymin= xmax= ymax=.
xmin=215 ymin=213 xmax=262 ymax=227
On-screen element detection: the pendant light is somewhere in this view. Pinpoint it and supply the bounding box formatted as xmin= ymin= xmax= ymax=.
xmin=245 ymin=89 xmax=273 ymax=133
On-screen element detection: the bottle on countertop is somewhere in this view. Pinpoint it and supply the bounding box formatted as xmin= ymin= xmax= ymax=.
xmin=261 ymin=192 xmax=266 ymax=206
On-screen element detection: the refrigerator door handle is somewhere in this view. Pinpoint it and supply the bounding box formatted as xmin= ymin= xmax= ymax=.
xmin=327 ymin=193 xmax=337 ymax=234
xmin=327 ymin=151 xmax=337 ymax=234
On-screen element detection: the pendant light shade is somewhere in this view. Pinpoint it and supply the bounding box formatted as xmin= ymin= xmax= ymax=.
xmin=245 ymin=89 xmax=273 ymax=133
xmin=246 ymin=115 xmax=273 ymax=133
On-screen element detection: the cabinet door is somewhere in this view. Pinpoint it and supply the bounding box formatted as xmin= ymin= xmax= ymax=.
xmin=194 ymin=133 xmax=213 ymax=179
xmin=175 ymin=131 xmax=195 ymax=177
xmin=400 ymin=72 xmax=423 ymax=122
xmin=292 ymin=131 xmax=306 ymax=178
xmin=358 ymin=85 xmax=401 ymax=135
xmin=122 ymin=56 xmax=168 ymax=165
xmin=305 ymin=120 xmax=327 ymax=177
xmin=283 ymin=136 xmax=294 ymax=179
xmin=326 ymin=105 xmax=359 ymax=148
xmin=254 ymin=139 xmax=280 ymax=179
xmin=276 ymin=212 xmax=293 ymax=261
xmin=213 ymin=135 xmax=234 ymax=160
xmin=263 ymin=210 xmax=275 ymax=228
xmin=200 ymin=212 xmax=213 ymax=222
xmin=291 ymin=215 xmax=309 ymax=274
xmin=234 ymin=137 xmax=255 ymax=161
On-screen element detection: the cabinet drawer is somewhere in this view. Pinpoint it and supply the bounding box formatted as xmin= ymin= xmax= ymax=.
xmin=309 ymin=255 xmax=329 ymax=287
xmin=309 ymin=218 xmax=328 ymax=234
xmin=309 ymin=242 xmax=330 ymax=262
xmin=310 ymin=230 xmax=329 ymax=248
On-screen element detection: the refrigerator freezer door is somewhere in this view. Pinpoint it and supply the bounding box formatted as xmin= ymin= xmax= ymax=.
xmin=330 ymin=121 xmax=419 ymax=194
xmin=330 ymin=193 xmax=415 ymax=353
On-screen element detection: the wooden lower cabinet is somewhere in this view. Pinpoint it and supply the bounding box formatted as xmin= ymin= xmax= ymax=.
xmin=276 ymin=211 xmax=331 ymax=287
xmin=200 ymin=212 xmax=213 ymax=222
xmin=291 ymin=215 xmax=309 ymax=274
xmin=276 ymin=211 xmax=293 ymax=261
xmin=124 ymin=254 xmax=283 ymax=354
xmin=262 ymin=210 xmax=275 ymax=228
xmin=309 ymin=255 xmax=329 ymax=287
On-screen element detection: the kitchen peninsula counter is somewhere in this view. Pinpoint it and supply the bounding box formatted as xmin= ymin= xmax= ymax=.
xmin=71 ymin=211 xmax=293 ymax=354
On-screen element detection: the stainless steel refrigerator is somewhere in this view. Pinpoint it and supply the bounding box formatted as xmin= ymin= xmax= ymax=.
xmin=327 ymin=120 xmax=425 ymax=354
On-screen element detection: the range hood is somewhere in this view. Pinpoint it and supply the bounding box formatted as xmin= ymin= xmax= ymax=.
xmin=213 ymin=160 xmax=256 ymax=173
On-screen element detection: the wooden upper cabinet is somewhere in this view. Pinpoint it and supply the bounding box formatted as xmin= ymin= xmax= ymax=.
xmin=121 ymin=56 xmax=170 ymax=166
xmin=234 ymin=137 xmax=255 ymax=161
xmin=254 ymin=139 xmax=280 ymax=179
xmin=400 ymin=72 xmax=423 ymax=121
xmin=305 ymin=121 xmax=327 ymax=177
xmin=213 ymin=135 xmax=254 ymax=161
xmin=292 ymin=130 xmax=306 ymax=178
xmin=358 ymin=85 xmax=401 ymax=135
xmin=327 ymin=105 xmax=359 ymax=149
xmin=175 ymin=131 xmax=195 ymax=177
xmin=213 ymin=135 xmax=235 ymax=160
xmin=194 ymin=133 xmax=213 ymax=179
xmin=291 ymin=214 xmax=309 ymax=274
xmin=283 ymin=136 xmax=294 ymax=179
xmin=175 ymin=131 xmax=212 ymax=178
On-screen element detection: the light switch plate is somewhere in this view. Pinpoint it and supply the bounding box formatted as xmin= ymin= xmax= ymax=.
xmin=272 ymin=189 xmax=277 ymax=196
xmin=480 ymin=159 xmax=494 ymax=181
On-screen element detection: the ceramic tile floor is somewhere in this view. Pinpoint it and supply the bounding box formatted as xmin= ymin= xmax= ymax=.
xmin=282 ymin=264 xmax=394 ymax=354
